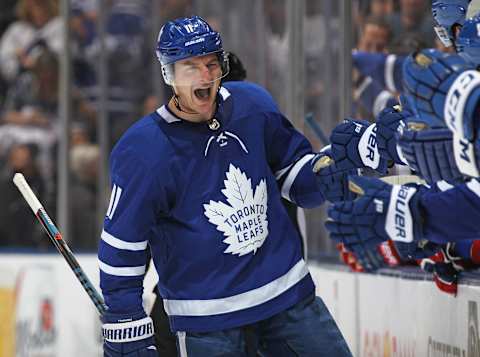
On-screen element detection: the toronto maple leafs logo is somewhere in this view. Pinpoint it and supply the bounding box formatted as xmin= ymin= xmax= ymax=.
xmin=203 ymin=164 xmax=268 ymax=256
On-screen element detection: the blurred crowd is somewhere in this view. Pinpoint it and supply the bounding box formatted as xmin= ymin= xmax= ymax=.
xmin=0 ymin=0 xmax=165 ymax=249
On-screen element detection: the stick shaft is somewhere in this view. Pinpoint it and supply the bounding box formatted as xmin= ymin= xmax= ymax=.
xmin=13 ymin=173 xmax=107 ymax=315
xmin=304 ymin=113 xmax=330 ymax=146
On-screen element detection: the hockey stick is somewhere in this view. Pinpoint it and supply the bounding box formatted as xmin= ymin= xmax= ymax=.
xmin=13 ymin=173 xmax=107 ymax=315
xmin=304 ymin=112 xmax=330 ymax=145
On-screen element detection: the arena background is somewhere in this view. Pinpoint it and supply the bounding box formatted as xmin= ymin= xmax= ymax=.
xmin=0 ymin=1 xmax=480 ymax=356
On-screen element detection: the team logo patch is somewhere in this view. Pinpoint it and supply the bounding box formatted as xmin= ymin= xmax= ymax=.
xmin=203 ymin=164 xmax=268 ymax=256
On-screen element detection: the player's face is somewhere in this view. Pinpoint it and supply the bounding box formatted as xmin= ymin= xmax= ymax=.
xmin=173 ymin=54 xmax=222 ymax=119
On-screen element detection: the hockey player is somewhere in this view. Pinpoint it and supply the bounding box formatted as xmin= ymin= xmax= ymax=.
xmin=148 ymin=50 xmax=310 ymax=356
xmin=456 ymin=12 xmax=480 ymax=65
xmin=98 ymin=16 xmax=353 ymax=356
xmin=432 ymin=0 xmax=471 ymax=49
xmin=148 ymin=51 xmax=248 ymax=357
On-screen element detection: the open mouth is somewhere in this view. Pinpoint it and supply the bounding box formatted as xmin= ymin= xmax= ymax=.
xmin=194 ymin=87 xmax=212 ymax=101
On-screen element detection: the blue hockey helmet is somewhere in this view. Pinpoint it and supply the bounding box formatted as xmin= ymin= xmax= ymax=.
xmin=156 ymin=16 xmax=229 ymax=85
xmin=432 ymin=0 xmax=471 ymax=47
xmin=457 ymin=13 xmax=480 ymax=65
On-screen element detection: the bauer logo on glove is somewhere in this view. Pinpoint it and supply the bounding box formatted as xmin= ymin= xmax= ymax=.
xmin=329 ymin=119 xmax=387 ymax=173
xmin=326 ymin=175 xmax=426 ymax=252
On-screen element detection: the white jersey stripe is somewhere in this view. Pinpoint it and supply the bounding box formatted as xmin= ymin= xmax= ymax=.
xmin=219 ymin=86 xmax=231 ymax=100
xmin=106 ymin=185 xmax=117 ymax=218
xmin=280 ymin=154 xmax=316 ymax=202
xmin=373 ymin=90 xmax=392 ymax=117
xmin=108 ymin=185 xmax=123 ymax=220
xmin=274 ymin=162 xmax=294 ymax=180
xmin=157 ymin=105 xmax=181 ymax=123
xmin=163 ymin=259 xmax=309 ymax=316
xmin=385 ymin=54 xmax=397 ymax=93
xmin=98 ymin=259 xmax=146 ymax=277
xmin=101 ymin=230 xmax=148 ymax=251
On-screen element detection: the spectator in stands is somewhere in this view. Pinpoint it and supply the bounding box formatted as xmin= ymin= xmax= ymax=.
xmin=0 ymin=0 xmax=18 ymax=35
xmin=0 ymin=0 xmax=63 ymax=83
xmin=159 ymin=0 xmax=193 ymax=23
xmin=0 ymin=47 xmax=96 ymax=181
xmin=70 ymin=122 xmax=92 ymax=147
xmin=69 ymin=144 xmax=100 ymax=250
xmin=369 ymin=0 xmax=395 ymax=18
xmin=357 ymin=15 xmax=392 ymax=53
xmin=0 ymin=143 xmax=47 ymax=248
xmin=388 ymin=31 xmax=428 ymax=55
xmin=353 ymin=16 xmax=394 ymax=119
xmin=0 ymin=0 xmax=18 ymax=107
xmin=389 ymin=0 xmax=436 ymax=47
xmin=2 ymin=47 xmax=59 ymax=128
xmin=77 ymin=0 xmax=153 ymax=144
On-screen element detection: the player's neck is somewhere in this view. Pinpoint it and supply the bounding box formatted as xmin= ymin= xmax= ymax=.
xmin=167 ymin=97 xmax=215 ymax=123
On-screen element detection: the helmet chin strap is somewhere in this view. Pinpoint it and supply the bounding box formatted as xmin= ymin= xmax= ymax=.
xmin=171 ymin=86 xmax=220 ymax=117
xmin=172 ymin=92 xmax=199 ymax=115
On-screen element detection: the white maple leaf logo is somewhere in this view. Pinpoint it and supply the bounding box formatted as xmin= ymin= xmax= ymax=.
xmin=203 ymin=164 xmax=269 ymax=256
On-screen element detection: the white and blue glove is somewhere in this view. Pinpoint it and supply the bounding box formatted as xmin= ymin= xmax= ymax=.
xmin=403 ymin=49 xmax=480 ymax=177
xmin=325 ymin=175 xmax=438 ymax=260
xmin=329 ymin=119 xmax=388 ymax=174
xmin=102 ymin=311 xmax=158 ymax=357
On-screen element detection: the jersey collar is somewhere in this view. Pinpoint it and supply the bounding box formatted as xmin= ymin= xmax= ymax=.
xmin=156 ymin=86 xmax=232 ymax=124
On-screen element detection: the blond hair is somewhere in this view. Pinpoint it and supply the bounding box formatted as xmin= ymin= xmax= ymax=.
xmin=16 ymin=0 xmax=59 ymax=23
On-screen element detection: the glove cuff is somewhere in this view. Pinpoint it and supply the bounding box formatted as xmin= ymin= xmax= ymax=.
xmin=103 ymin=315 xmax=154 ymax=343
xmin=445 ymin=70 xmax=480 ymax=139
xmin=445 ymin=70 xmax=480 ymax=177
xmin=384 ymin=185 xmax=416 ymax=243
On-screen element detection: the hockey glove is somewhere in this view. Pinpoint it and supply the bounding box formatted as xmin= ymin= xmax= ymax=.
xmin=325 ymin=175 xmax=428 ymax=255
xmin=419 ymin=244 xmax=466 ymax=295
xmin=375 ymin=106 xmax=413 ymax=165
xmin=102 ymin=311 xmax=158 ymax=357
xmin=330 ymin=119 xmax=388 ymax=173
xmin=337 ymin=243 xmax=365 ymax=272
xmin=402 ymin=49 xmax=478 ymax=129
xmin=337 ymin=240 xmax=404 ymax=273
xmin=403 ymin=49 xmax=480 ymax=177
xmin=312 ymin=148 xmax=357 ymax=203
xmin=397 ymin=125 xmax=464 ymax=184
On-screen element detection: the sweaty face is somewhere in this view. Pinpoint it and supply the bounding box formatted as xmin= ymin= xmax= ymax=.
xmin=172 ymin=53 xmax=223 ymax=120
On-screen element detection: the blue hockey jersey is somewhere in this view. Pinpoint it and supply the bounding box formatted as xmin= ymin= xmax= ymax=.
xmin=98 ymin=81 xmax=325 ymax=332
xmin=421 ymin=179 xmax=480 ymax=243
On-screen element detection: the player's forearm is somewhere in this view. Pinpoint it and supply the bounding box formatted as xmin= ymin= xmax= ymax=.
xmin=98 ymin=235 xmax=147 ymax=313
xmin=420 ymin=180 xmax=480 ymax=243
